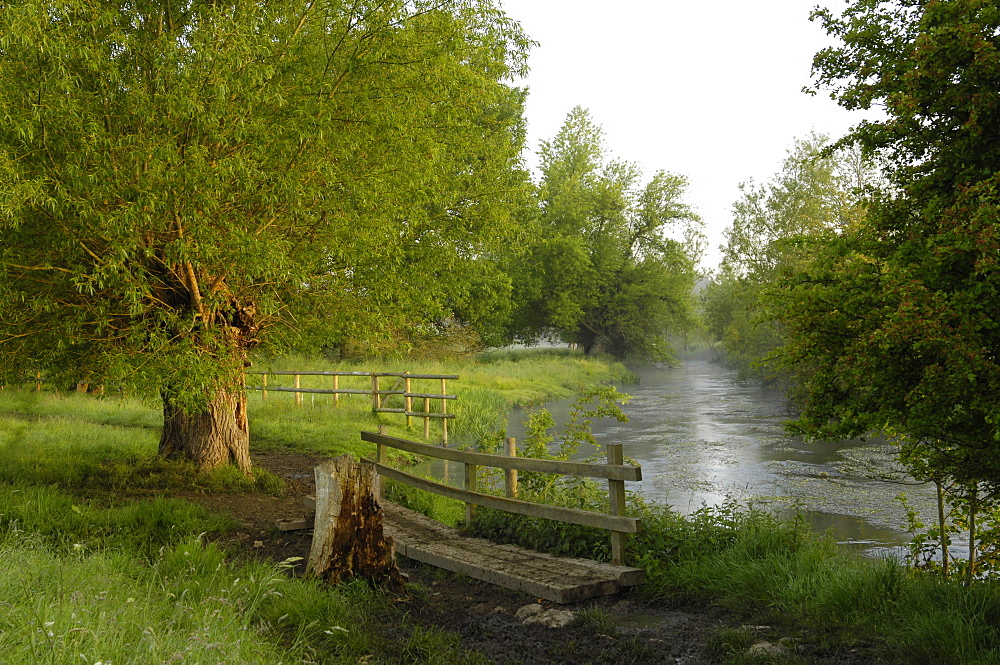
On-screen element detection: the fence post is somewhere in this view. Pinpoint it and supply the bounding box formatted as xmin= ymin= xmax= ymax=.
xmin=405 ymin=372 xmax=412 ymax=429
xmin=371 ymin=373 xmax=380 ymax=412
xmin=465 ymin=459 xmax=478 ymax=525
xmin=423 ymin=397 xmax=430 ymax=440
xmin=440 ymin=378 xmax=448 ymax=444
xmin=35 ymin=370 xmax=41 ymax=392
xmin=333 ymin=374 xmax=339 ymax=407
xmin=261 ymin=374 xmax=268 ymax=401
xmin=607 ymin=443 xmax=627 ymax=566
xmin=294 ymin=374 xmax=302 ymax=406
xmin=376 ymin=424 xmax=388 ymax=499
xmin=505 ymin=437 xmax=518 ymax=499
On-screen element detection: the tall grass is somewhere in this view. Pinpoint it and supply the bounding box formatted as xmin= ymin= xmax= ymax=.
xmin=638 ymin=501 xmax=1000 ymax=662
xmin=0 ymin=483 xmax=486 ymax=664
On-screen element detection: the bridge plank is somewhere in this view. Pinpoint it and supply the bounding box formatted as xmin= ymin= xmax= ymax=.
xmin=382 ymin=501 xmax=644 ymax=603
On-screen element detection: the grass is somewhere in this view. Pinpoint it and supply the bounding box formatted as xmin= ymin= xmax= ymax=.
xmin=0 ymin=483 xmax=488 ymax=664
xmin=472 ymin=495 xmax=1000 ymax=663
xmin=248 ymin=348 xmax=637 ymax=452
xmin=0 ymin=349 xmax=632 ymax=664
xmin=0 ymin=390 xmax=285 ymax=494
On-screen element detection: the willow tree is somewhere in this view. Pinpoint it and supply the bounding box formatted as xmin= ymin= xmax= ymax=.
xmin=512 ymin=107 xmax=703 ymax=359
xmin=0 ymin=0 xmax=531 ymax=472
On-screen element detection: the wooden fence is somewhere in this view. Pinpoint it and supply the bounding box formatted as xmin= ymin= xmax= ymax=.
xmin=2 ymin=370 xmax=43 ymax=392
xmin=247 ymin=371 xmax=457 ymax=443
xmin=361 ymin=429 xmax=642 ymax=565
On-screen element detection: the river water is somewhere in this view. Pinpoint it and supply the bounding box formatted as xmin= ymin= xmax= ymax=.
xmin=423 ymin=358 xmax=940 ymax=553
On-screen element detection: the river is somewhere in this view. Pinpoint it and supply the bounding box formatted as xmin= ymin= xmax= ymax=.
xmin=423 ymin=357 xmax=940 ymax=553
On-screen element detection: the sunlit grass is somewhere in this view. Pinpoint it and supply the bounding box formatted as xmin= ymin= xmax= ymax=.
xmin=0 ymin=349 xmax=631 ymax=489
xmin=248 ymin=348 xmax=635 ymax=451
xmin=0 ymin=394 xmax=282 ymax=494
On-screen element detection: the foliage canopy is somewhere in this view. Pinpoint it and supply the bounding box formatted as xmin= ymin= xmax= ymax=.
xmin=704 ymin=134 xmax=877 ymax=382
xmin=512 ymin=107 xmax=703 ymax=360
xmin=0 ymin=0 xmax=532 ymax=468
xmin=773 ymin=0 xmax=1000 ymax=488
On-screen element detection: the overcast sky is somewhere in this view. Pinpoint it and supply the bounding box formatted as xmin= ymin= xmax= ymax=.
xmin=497 ymin=0 xmax=865 ymax=270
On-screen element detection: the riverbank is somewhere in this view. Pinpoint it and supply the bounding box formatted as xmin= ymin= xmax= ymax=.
xmin=1 ymin=351 xmax=999 ymax=662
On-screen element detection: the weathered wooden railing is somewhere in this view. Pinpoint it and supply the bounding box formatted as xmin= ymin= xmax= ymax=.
xmin=247 ymin=371 xmax=457 ymax=442
xmin=361 ymin=430 xmax=642 ymax=565
xmin=2 ymin=370 xmax=43 ymax=392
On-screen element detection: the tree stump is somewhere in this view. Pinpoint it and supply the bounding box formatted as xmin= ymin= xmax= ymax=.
xmin=306 ymin=455 xmax=407 ymax=594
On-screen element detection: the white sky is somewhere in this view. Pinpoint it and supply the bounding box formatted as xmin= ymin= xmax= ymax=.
xmin=498 ymin=0 xmax=864 ymax=270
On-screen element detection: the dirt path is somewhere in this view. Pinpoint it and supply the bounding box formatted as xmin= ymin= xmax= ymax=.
xmin=188 ymin=451 xmax=882 ymax=665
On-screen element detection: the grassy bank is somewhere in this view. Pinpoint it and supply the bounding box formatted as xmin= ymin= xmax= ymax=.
xmin=470 ymin=496 xmax=1000 ymax=663
xmin=634 ymin=502 xmax=1000 ymax=663
xmin=0 ymin=349 xmax=631 ymax=664
xmin=248 ymin=348 xmax=637 ymax=457
xmin=8 ymin=349 xmax=1000 ymax=663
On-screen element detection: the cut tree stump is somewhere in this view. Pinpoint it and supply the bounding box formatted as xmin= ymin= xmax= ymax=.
xmin=306 ymin=455 xmax=407 ymax=594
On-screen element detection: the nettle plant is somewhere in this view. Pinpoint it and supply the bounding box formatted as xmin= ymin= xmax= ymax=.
xmin=471 ymin=385 xmax=631 ymax=558
xmin=516 ymin=385 xmax=630 ymax=504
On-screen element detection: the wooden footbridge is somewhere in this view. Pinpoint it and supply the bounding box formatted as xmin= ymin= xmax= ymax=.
xmin=380 ymin=499 xmax=644 ymax=603
xmin=294 ymin=430 xmax=645 ymax=603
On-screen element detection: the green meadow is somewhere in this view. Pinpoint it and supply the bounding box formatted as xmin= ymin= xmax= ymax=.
xmin=0 ymin=349 xmax=630 ymax=665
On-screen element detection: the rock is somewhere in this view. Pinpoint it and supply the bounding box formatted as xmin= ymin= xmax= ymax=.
xmin=515 ymin=604 xmax=545 ymax=621
xmin=515 ymin=603 xmax=576 ymax=628
xmin=748 ymin=641 xmax=792 ymax=657
xmin=529 ymin=609 xmax=577 ymax=629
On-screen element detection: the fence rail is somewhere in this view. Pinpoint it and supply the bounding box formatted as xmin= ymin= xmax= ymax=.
xmin=247 ymin=371 xmax=457 ymax=443
xmin=361 ymin=430 xmax=642 ymax=565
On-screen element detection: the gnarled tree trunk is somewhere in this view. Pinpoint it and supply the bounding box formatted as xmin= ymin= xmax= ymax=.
xmin=159 ymin=383 xmax=252 ymax=474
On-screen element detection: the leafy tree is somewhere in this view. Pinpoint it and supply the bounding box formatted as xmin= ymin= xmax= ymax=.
xmin=513 ymin=107 xmax=703 ymax=360
xmin=704 ymin=134 xmax=874 ymax=381
xmin=771 ymin=0 xmax=1000 ymax=496
xmin=0 ymin=0 xmax=531 ymax=472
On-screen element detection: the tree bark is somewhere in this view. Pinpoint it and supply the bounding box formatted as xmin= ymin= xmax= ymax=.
xmin=935 ymin=480 xmax=949 ymax=579
xmin=578 ymin=324 xmax=599 ymax=355
xmin=159 ymin=384 xmax=252 ymax=474
xmin=307 ymin=455 xmax=407 ymax=594
xmin=966 ymin=486 xmax=978 ymax=586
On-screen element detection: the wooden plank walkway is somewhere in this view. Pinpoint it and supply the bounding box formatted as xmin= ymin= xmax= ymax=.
xmin=381 ymin=501 xmax=645 ymax=604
